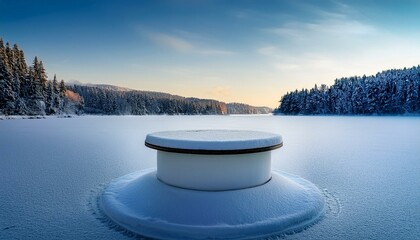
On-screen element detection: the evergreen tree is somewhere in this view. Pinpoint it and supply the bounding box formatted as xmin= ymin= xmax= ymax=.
xmin=14 ymin=45 xmax=28 ymax=95
xmin=0 ymin=38 xmax=75 ymax=115
xmin=11 ymin=44 xmax=29 ymax=113
xmin=25 ymin=57 xmax=46 ymax=115
xmin=6 ymin=42 xmax=29 ymax=114
xmin=59 ymin=79 xmax=66 ymax=113
xmin=275 ymin=65 xmax=420 ymax=115
xmin=52 ymin=75 xmax=60 ymax=110
xmin=31 ymin=57 xmax=44 ymax=100
xmin=59 ymin=79 xmax=66 ymax=96
xmin=0 ymin=39 xmax=15 ymax=114
xmin=45 ymin=80 xmax=54 ymax=114
xmin=38 ymin=61 xmax=48 ymax=97
xmin=17 ymin=49 xmax=30 ymax=108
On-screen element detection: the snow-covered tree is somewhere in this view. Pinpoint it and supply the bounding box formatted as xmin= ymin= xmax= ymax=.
xmin=0 ymin=39 xmax=15 ymax=114
xmin=274 ymin=66 xmax=420 ymax=115
xmin=0 ymin=38 xmax=74 ymax=116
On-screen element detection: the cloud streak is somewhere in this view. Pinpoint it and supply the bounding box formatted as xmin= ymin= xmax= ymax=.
xmin=211 ymin=85 xmax=231 ymax=98
xmin=258 ymin=2 xmax=381 ymax=70
xmin=265 ymin=19 xmax=376 ymax=40
xmin=263 ymin=2 xmax=377 ymax=42
xmin=147 ymin=31 xmax=235 ymax=56
xmin=149 ymin=32 xmax=193 ymax=52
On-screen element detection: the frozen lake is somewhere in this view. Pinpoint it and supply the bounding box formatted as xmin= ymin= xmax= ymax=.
xmin=1 ymin=115 xmax=419 ymax=239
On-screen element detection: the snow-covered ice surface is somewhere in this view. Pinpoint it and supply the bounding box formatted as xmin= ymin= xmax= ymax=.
xmin=1 ymin=115 xmax=420 ymax=239
xmin=145 ymin=130 xmax=282 ymax=150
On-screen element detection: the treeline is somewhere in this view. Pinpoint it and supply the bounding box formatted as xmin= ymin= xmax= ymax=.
xmin=1 ymin=38 xmax=270 ymax=116
xmin=274 ymin=66 xmax=420 ymax=115
xmin=0 ymin=39 xmax=74 ymax=115
xmin=68 ymin=84 xmax=271 ymax=115
xmin=227 ymin=102 xmax=272 ymax=114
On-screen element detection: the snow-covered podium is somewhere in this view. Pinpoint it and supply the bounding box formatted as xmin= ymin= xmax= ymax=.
xmin=145 ymin=130 xmax=282 ymax=191
xmin=100 ymin=130 xmax=325 ymax=240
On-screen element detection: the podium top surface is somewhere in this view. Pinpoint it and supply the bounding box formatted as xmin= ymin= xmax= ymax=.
xmin=145 ymin=130 xmax=283 ymax=155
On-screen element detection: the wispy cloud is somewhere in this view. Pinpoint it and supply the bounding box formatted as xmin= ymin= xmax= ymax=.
xmin=264 ymin=9 xmax=377 ymax=41
xmin=162 ymin=67 xmax=197 ymax=75
xmin=196 ymin=49 xmax=235 ymax=55
xmin=258 ymin=45 xmax=340 ymax=71
xmin=172 ymin=29 xmax=210 ymax=41
xmin=257 ymin=46 xmax=281 ymax=59
xmin=211 ymin=85 xmax=231 ymax=97
xmin=257 ymin=1 xmax=385 ymax=77
xmin=259 ymin=0 xmax=379 ymax=48
xmin=266 ymin=19 xmax=376 ymax=39
xmin=146 ymin=31 xmax=235 ymax=56
xmin=230 ymin=9 xmax=291 ymax=21
xmin=149 ymin=32 xmax=193 ymax=52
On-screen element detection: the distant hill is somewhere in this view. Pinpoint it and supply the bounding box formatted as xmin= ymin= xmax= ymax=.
xmin=68 ymin=84 xmax=272 ymax=115
xmin=226 ymin=102 xmax=272 ymax=114
xmin=274 ymin=66 xmax=420 ymax=115
xmin=1 ymin=37 xmax=272 ymax=116
xmin=66 ymin=81 xmax=133 ymax=92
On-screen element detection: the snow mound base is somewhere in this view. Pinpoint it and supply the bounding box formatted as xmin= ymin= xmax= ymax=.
xmin=100 ymin=169 xmax=325 ymax=239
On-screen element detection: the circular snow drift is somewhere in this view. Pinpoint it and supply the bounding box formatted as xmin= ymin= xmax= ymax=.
xmin=100 ymin=169 xmax=325 ymax=240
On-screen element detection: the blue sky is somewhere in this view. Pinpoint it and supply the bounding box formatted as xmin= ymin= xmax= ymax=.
xmin=1 ymin=0 xmax=420 ymax=107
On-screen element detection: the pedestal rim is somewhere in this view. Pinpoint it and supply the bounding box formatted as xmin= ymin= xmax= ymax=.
xmin=145 ymin=142 xmax=283 ymax=155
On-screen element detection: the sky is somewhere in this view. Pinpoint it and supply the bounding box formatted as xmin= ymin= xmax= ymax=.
xmin=1 ymin=0 xmax=420 ymax=108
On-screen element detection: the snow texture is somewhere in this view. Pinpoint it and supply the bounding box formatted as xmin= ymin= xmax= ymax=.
xmin=146 ymin=130 xmax=282 ymax=151
xmin=100 ymin=169 xmax=325 ymax=240
xmin=1 ymin=116 xmax=420 ymax=239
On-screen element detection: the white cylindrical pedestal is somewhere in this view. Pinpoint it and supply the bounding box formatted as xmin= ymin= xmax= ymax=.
xmin=145 ymin=130 xmax=283 ymax=191
xmin=157 ymin=151 xmax=271 ymax=191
